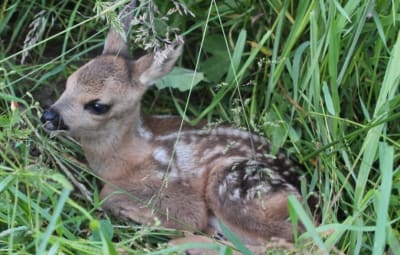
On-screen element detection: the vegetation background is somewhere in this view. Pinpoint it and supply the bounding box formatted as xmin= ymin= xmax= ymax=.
xmin=0 ymin=0 xmax=399 ymax=254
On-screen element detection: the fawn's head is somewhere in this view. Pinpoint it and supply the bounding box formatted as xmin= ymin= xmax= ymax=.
xmin=41 ymin=21 xmax=182 ymax=140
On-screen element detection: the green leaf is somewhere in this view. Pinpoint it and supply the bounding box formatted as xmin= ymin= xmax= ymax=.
xmin=155 ymin=67 xmax=204 ymax=91
xmin=90 ymin=219 xmax=113 ymax=242
xmin=200 ymin=34 xmax=230 ymax=82
xmin=200 ymin=55 xmax=229 ymax=82
xmin=203 ymin=35 xmax=229 ymax=56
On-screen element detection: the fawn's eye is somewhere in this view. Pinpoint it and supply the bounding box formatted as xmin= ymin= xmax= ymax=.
xmin=84 ymin=100 xmax=111 ymax=115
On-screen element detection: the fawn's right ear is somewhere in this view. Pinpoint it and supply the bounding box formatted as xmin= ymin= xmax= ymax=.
xmin=103 ymin=28 xmax=130 ymax=57
xmin=132 ymin=38 xmax=184 ymax=86
xmin=102 ymin=0 xmax=137 ymax=57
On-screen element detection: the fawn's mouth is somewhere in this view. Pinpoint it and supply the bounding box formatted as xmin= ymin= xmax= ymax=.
xmin=42 ymin=121 xmax=69 ymax=132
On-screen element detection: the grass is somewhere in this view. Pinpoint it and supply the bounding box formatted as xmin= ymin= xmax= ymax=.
xmin=1 ymin=0 xmax=399 ymax=254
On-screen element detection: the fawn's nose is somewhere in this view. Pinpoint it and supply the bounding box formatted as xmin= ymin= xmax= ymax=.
xmin=41 ymin=108 xmax=69 ymax=131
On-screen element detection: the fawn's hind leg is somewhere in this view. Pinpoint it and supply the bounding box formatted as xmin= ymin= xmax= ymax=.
xmin=100 ymin=179 xmax=208 ymax=231
xmin=206 ymin=159 xmax=302 ymax=245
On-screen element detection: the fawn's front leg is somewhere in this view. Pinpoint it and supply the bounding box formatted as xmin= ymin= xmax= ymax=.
xmin=100 ymin=179 xmax=208 ymax=231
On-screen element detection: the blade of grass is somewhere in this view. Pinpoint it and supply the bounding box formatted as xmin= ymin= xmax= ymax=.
xmin=337 ymin=0 xmax=373 ymax=85
xmin=352 ymin=30 xmax=400 ymax=255
xmin=225 ymin=29 xmax=246 ymax=84
xmin=288 ymin=195 xmax=328 ymax=253
xmin=219 ymin=220 xmax=253 ymax=255
xmin=372 ymin=143 xmax=394 ymax=255
xmin=37 ymin=187 xmax=72 ymax=255
xmin=354 ymin=31 xmax=400 ymax=207
xmin=266 ymin=0 xmax=316 ymax=107
xmin=61 ymin=0 xmax=82 ymax=62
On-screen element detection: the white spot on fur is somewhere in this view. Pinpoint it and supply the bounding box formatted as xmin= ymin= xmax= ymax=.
xmin=263 ymin=154 xmax=276 ymax=163
xmin=152 ymin=147 xmax=170 ymax=164
xmin=271 ymin=165 xmax=280 ymax=171
xmin=229 ymin=188 xmax=241 ymax=201
xmin=213 ymin=127 xmax=253 ymax=141
xmin=152 ymin=114 xmax=175 ymax=119
xmin=270 ymin=179 xmax=284 ymax=185
xmin=284 ymin=158 xmax=292 ymax=166
xmin=189 ymin=135 xmax=198 ymax=143
xmin=284 ymin=183 xmax=298 ymax=192
xmin=255 ymin=153 xmax=263 ymax=158
xmin=156 ymin=131 xmax=178 ymax=141
xmin=137 ymin=125 xmax=152 ymax=140
xmin=263 ymin=153 xmax=275 ymax=158
xmin=156 ymin=130 xmax=208 ymax=141
xmin=226 ymin=171 xmax=239 ymax=183
xmin=175 ymin=142 xmax=201 ymax=174
xmin=245 ymin=183 xmax=271 ymax=200
xmin=200 ymin=146 xmax=224 ymax=162
xmin=218 ymin=182 xmax=227 ymax=196
xmin=278 ymin=153 xmax=286 ymax=160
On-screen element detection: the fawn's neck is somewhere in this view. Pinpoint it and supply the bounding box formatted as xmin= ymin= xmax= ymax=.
xmin=80 ymin=107 xmax=153 ymax=179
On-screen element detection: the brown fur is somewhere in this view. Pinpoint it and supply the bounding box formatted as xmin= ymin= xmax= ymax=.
xmin=41 ymin=3 xmax=309 ymax=252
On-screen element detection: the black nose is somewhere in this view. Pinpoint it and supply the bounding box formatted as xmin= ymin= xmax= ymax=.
xmin=41 ymin=108 xmax=68 ymax=131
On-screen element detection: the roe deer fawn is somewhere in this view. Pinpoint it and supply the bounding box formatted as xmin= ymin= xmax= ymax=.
xmin=41 ymin=0 xmax=310 ymax=249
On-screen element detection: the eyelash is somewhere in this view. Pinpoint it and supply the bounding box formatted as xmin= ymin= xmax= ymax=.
xmin=84 ymin=99 xmax=111 ymax=115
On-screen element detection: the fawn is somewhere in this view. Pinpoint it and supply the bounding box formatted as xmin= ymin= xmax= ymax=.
xmin=41 ymin=0 xmax=309 ymax=248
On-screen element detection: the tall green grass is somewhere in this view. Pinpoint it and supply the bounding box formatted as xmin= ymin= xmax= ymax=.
xmin=0 ymin=0 xmax=399 ymax=254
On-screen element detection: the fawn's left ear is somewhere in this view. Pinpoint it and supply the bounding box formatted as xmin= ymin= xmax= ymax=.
xmin=132 ymin=38 xmax=184 ymax=86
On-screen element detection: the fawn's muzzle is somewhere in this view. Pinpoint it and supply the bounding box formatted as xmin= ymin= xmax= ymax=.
xmin=41 ymin=108 xmax=69 ymax=131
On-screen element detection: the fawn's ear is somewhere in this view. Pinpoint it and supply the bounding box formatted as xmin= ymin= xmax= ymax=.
xmin=132 ymin=39 xmax=183 ymax=86
xmin=102 ymin=0 xmax=137 ymax=57
xmin=102 ymin=28 xmax=130 ymax=57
